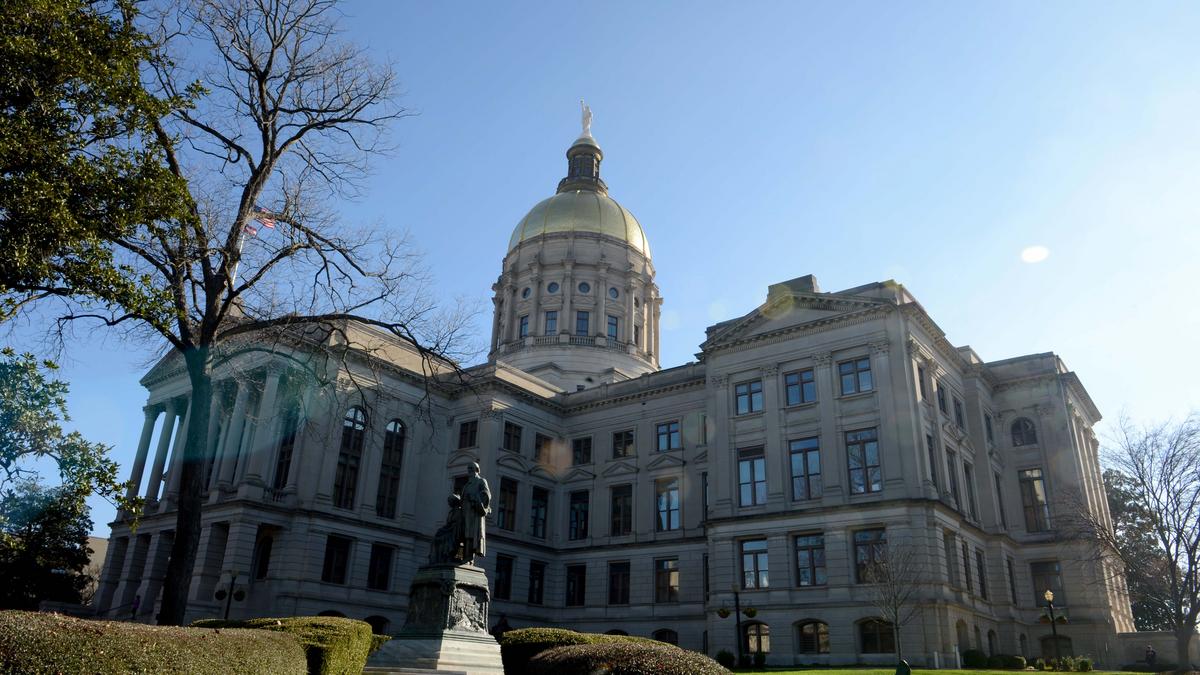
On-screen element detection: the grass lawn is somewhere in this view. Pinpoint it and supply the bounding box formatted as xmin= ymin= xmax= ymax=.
xmin=732 ymin=671 xmax=1144 ymax=675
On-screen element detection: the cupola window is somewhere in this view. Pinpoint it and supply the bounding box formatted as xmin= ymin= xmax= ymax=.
xmin=522 ymin=287 xmax=531 ymax=299
xmin=608 ymin=287 xmax=619 ymax=299
xmin=547 ymin=282 xmax=560 ymax=294
xmin=578 ymin=282 xmax=591 ymax=294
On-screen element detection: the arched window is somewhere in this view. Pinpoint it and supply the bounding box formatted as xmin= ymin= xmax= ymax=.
xmin=1040 ymin=635 xmax=1072 ymax=659
xmin=743 ymin=622 xmax=770 ymax=654
xmin=974 ymin=625 xmax=982 ymax=650
xmin=333 ymin=407 xmax=367 ymax=509
xmin=859 ymin=619 xmax=895 ymax=654
xmin=1019 ymin=634 xmax=1029 ymax=657
xmin=988 ymin=629 xmax=999 ymax=656
xmin=605 ymin=629 xmax=629 ymax=636
xmin=1011 ymin=417 xmax=1038 ymax=446
xmin=376 ymin=420 xmax=405 ymax=519
xmin=318 ymin=609 xmax=346 ymax=617
xmin=364 ymin=615 xmax=389 ymax=635
xmin=955 ymin=620 xmax=969 ymax=649
xmin=796 ymin=620 xmax=829 ymax=654
xmin=652 ymin=628 xmax=678 ymax=645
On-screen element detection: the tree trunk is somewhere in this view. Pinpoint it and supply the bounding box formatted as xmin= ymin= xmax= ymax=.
xmin=1176 ymin=629 xmax=1192 ymax=670
xmin=156 ymin=350 xmax=213 ymax=625
xmin=895 ymin=623 xmax=904 ymax=662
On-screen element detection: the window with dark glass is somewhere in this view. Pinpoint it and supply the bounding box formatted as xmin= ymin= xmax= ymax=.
xmin=494 ymin=554 xmax=514 ymax=600
xmin=333 ymin=407 xmax=367 ymax=510
xmin=565 ymin=564 xmax=586 ymax=606
xmin=926 ymin=434 xmax=939 ymax=488
xmin=497 ymin=478 xmax=518 ymax=532
xmin=838 ymin=357 xmax=873 ymax=395
xmin=1007 ymin=557 xmax=1018 ymax=604
xmin=846 ymin=428 xmax=881 ymax=494
xmin=656 ymin=478 xmax=680 ymax=531
xmin=917 ymin=365 xmax=928 ymax=399
xmin=798 ymin=621 xmax=830 ymax=654
xmin=572 ymin=436 xmax=592 ymax=465
xmin=530 ymin=487 xmax=548 ymax=539
xmin=854 ymin=528 xmax=887 ymax=583
xmin=946 ymin=448 xmax=961 ymax=507
xmin=534 ymin=433 xmax=552 ymax=463
xmin=502 ymin=421 xmax=522 ymax=453
xmin=860 ymin=619 xmax=896 ymax=653
xmin=610 ymin=484 xmax=633 ymax=536
xmin=575 ymin=311 xmax=590 ymax=336
xmin=253 ymin=534 xmax=274 ymax=580
xmin=936 ymin=382 xmax=948 ymax=413
xmin=633 ymin=324 xmax=641 ymax=345
xmin=608 ymin=561 xmax=630 ymax=605
xmin=738 ymin=446 xmax=767 ymax=506
xmin=1012 ymin=417 xmax=1038 ymax=446
xmin=612 ymin=429 xmax=635 ymax=458
xmin=944 ymin=532 xmax=958 ymax=585
xmin=607 ymin=315 xmax=619 ymax=340
xmin=568 ymin=490 xmax=589 ymax=540
xmin=528 ymin=560 xmax=545 ymax=605
xmin=655 ymin=558 xmax=679 ymax=602
xmin=953 ymin=398 xmax=966 ymax=429
xmin=656 ymin=420 xmax=681 ymax=451
xmin=976 ymin=549 xmax=988 ymax=599
xmin=376 ymin=420 xmax=405 ymax=519
xmin=795 ymin=534 xmax=826 ymax=586
xmin=789 ymin=437 xmax=821 ymax=500
xmin=985 ymin=414 xmax=995 ymax=443
xmin=1031 ymin=560 xmax=1064 ymax=606
xmin=367 ymin=543 xmax=394 ymax=591
xmin=964 ymin=461 xmax=979 ymax=520
xmin=962 ymin=541 xmax=973 ymax=594
xmin=518 ymin=315 xmax=529 ymax=338
xmin=321 ymin=535 xmax=352 ymax=584
xmin=702 ymin=471 xmax=709 ymax=511
xmin=544 ymin=310 xmax=558 ymax=335
xmin=735 ymin=380 xmax=763 ymax=414
xmin=273 ymin=403 xmax=300 ymax=491
xmin=995 ymin=472 xmax=1008 ymax=528
xmin=785 ymin=369 xmax=816 ymax=405
xmin=1020 ymin=468 xmax=1051 ymax=532
xmin=458 ymin=419 xmax=478 ymax=449
xmin=740 ymin=539 xmax=769 ymax=589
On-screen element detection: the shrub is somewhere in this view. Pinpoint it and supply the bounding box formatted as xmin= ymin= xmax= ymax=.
xmin=715 ymin=649 xmax=735 ymax=668
xmin=963 ymin=648 xmax=989 ymax=668
xmin=193 ymin=616 xmax=374 ymax=675
xmin=528 ymin=642 xmax=731 ymax=675
xmin=753 ymin=650 xmax=766 ymax=668
xmin=1076 ymin=656 xmax=1093 ymax=672
xmin=1036 ymin=657 xmax=1049 ymax=671
xmin=497 ymin=627 xmax=659 ymax=674
xmin=1002 ymin=654 xmax=1027 ymax=669
xmin=0 ymin=610 xmax=306 ymax=674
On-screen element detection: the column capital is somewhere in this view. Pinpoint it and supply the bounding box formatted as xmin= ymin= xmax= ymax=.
xmin=143 ymin=404 xmax=162 ymax=418
xmin=812 ymin=351 xmax=833 ymax=367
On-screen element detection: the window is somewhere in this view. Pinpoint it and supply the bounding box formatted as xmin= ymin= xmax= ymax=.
xmin=458 ymin=419 xmax=478 ymax=448
xmin=741 ymin=539 xmax=769 ymax=589
xmin=953 ymin=398 xmax=966 ymax=428
xmin=964 ymin=461 xmax=979 ymax=520
xmin=497 ymin=478 xmax=518 ymax=532
xmin=926 ymin=434 xmax=939 ymax=488
xmin=838 ymin=357 xmax=873 ymax=395
xmin=738 ymin=447 xmax=767 ymax=506
xmin=1019 ymin=468 xmax=1051 ymax=532
xmin=655 ymin=558 xmax=679 ymax=602
xmin=656 ymin=420 xmax=681 ymax=451
xmin=702 ymin=471 xmax=709 ymax=511
xmin=333 ymin=407 xmax=367 ymax=509
xmin=253 ymin=534 xmax=274 ymax=580
xmin=655 ymin=478 xmax=680 ymax=531
xmin=744 ymin=622 xmax=770 ymax=654
xmin=495 ymin=554 xmax=514 ymax=600
xmin=633 ymin=324 xmax=641 ymax=345
xmin=946 ymin=448 xmax=961 ymax=507
xmin=936 ymin=382 xmax=948 ymax=413
xmin=518 ymin=315 xmax=529 ymax=338
xmin=860 ymin=619 xmax=896 ymax=653
xmin=976 ymin=550 xmax=988 ymax=599
xmin=995 ymin=472 xmax=1008 ymax=528
xmin=785 ymin=369 xmax=816 ymax=405
xmin=985 ymin=414 xmax=995 ymax=443
xmin=547 ymin=281 xmax=559 ymax=294
xmin=1012 ymin=417 xmax=1038 ymax=446
xmin=798 ymin=621 xmax=830 ymax=654
xmin=962 ymin=542 xmax=973 ymax=594
xmin=653 ymin=628 xmax=679 ymax=645
xmin=1031 ymin=561 xmax=1065 ymax=606
xmin=1007 ymin=557 xmax=1018 ymax=604
xmin=846 ymin=428 xmax=882 ymax=494
xmin=735 ymin=380 xmax=763 ymax=414
xmin=608 ymin=561 xmax=630 ymax=605
xmin=575 ymin=310 xmax=590 ymax=336
xmin=944 ymin=532 xmax=958 ymax=585
xmin=612 ymin=429 xmax=635 ymax=458
xmin=854 ymin=528 xmax=887 ymax=583
xmin=917 ymin=365 xmax=928 ymax=399
xmin=503 ymin=421 xmax=522 ymax=453
xmin=528 ymin=560 xmax=545 ymax=605
xmin=795 ymin=534 xmax=826 ymax=586
xmin=609 ymin=287 xmax=619 ymax=299
xmin=522 ymin=287 xmax=531 ymax=299
xmin=321 ymin=535 xmax=352 ymax=584
xmin=789 ymin=437 xmax=822 ymax=500
xmin=534 ymin=433 xmax=552 ymax=463
xmin=565 ymin=564 xmax=586 ymax=606
xmin=578 ymin=281 xmax=591 ymax=294
xmin=273 ymin=404 xmax=300 ymax=491
xmin=568 ymin=490 xmax=589 ymax=540
xmin=572 ymin=436 xmax=592 ymax=465
xmin=610 ymin=484 xmax=633 ymax=536
xmin=544 ymin=310 xmax=558 ymax=335
xmin=530 ymin=487 xmax=548 ymax=539
xmin=376 ymin=420 xmax=405 ymax=519
xmin=607 ymin=315 xmax=619 ymax=340
xmin=367 ymin=544 xmax=394 ymax=591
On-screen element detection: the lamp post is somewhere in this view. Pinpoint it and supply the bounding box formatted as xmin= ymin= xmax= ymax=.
xmin=1044 ymin=589 xmax=1060 ymax=663
xmin=733 ymin=588 xmax=744 ymax=666
xmin=214 ymin=570 xmax=244 ymax=620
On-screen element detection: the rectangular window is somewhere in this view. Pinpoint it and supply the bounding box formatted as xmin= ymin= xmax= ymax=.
xmin=936 ymin=382 xmax=948 ymax=414
xmin=789 ymin=437 xmax=822 ymax=500
xmin=575 ymin=310 xmax=590 ymax=336
xmin=944 ymin=532 xmax=958 ymax=585
xmin=785 ymin=369 xmax=816 ymax=405
xmin=612 ymin=429 xmax=635 ymax=458
xmin=502 ymin=421 xmax=522 ymax=453
xmin=544 ymin=310 xmax=558 ymax=335
xmin=838 ymin=357 xmax=874 ymax=395
xmin=321 ymin=535 xmax=352 ymax=584
xmin=985 ymin=414 xmax=995 ymax=443
xmin=741 ymin=539 xmax=769 ymax=589
xmin=568 ymin=490 xmax=590 ymax=540
xmin=366 ymin=543 xmax=393 ymax=591
xmin=1007 ymin=557 xmax=1018 ymax=605
xmin=656 ymin=420 xmax=681 ymax=452
xmin=497 ymin=478 xmax=518 ymax=532
xmin=458 ymin=420 xmax=478 ymax=449
xmin=962 ymin=541 xmax=973 ymax=594
xmin=964 ymin=462 xmax=979 ymax=520
xmin=655 ymin=478 xmax=681 ymax=531
xmin=495 ymin=554 xmax=514 ymax=600
xmin=953 ymin=398 xmax=966 ymax=429
xmin=926 ymin=434 xmax=939 ymax=489
xmin=528 ymin=560 xmax=545 ymax=605
xmin=518 ymin=315 xmax=529 ymax=339
xmin=946 ymin=448 xmax=961 ymax=507
xmin=1020 ymin=468 xmax=1051 ymax=532
xmin=854 ymin=528 xmax=887 ymax=583
xmin=608 ymin=561 xmax=630 ymax=605
xmin=976 ymin=550 xmax=988 ymax=599
xmin=846 ymin=428 xmax=882 ymax=494
xmin=534 ymin=433 xmax=552 ymax=463
xmin=795 ymin=534 xmax=826 ymax=586
xmin=738 ymin=447 xmax=767 ymax=506
xmin=633 ymin=324 xmax=641 ymax=345
xmin=917 ymin=365 xmax=928 ymax=399
xmin=655 ymin=558 xmax=679 ymax=602
xmin=607 ymin=315 xmax=619 ymax=341
xmin=572 ymin=436 xmax=592 ymax=465
xmin=565 ymin=564 xmax=586 ymax=606
xmin=610 ymin=484 xmax=633 ymax=536
xmin=530 ymin=487 xmax=548 ymax=539
xmin=995 ymin=472 xmax=1008 ymax=528
xmin=735 ymin=380 xmax=764 ymax=414
xmin=1031 ymin=560 xmax=1065 ymax=606
xmin=702 ymin=471 xmax=709 ymax=511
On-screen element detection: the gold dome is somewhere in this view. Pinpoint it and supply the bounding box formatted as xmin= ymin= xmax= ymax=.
xmin=508 ymin=189 xmax=651 ymax=258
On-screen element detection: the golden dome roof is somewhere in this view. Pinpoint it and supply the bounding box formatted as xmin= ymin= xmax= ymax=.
xmin=508 ymin=189 xmax=650 ymax=258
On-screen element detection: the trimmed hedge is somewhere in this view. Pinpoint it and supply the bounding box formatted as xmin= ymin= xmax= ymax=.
xmin=528 ymin=642 xmax=732 ymax=675
xmin=192 ymin=616 xmax=376 ymax=675
xmin=0 ymin=610 xmax=306 ymax=674
xmin=963 ymin=648 xmax=989 ymax=668
xmin=498 ymin=627 xmax=660 ymax=673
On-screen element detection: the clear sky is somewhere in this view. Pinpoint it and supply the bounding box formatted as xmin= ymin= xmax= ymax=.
xmin=13 ymin=1 xmax=1200 ymax=534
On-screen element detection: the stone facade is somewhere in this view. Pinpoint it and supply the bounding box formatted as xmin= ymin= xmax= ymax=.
xmin=96 ymin=128 xmax=1135 ymax=668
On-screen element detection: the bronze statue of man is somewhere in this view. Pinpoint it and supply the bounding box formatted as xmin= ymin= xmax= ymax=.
xmin=459 ymin=462 xmax=491 ymax=564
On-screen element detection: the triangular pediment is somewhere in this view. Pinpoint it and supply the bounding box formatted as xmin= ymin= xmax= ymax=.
xmin=646 ymin=452 xmax=685 ymax=471
xmin=562 ymin=466 xmax=596 ymax=483
xmin=703 ymin=294 xmax=883 ymax=350
xmin=601 ymin=460 xmax=639 ymax=478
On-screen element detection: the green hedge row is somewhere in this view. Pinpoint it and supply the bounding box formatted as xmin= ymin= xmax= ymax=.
xmin=192 ymin=616 xmax=383 ymax=675
xmin=498 ymin=627 xmax=660 ymax=673
xmin=529 ymin=642 xmax=731 ymax=675
xmin=0 ymin=610 xmax=307 ymax=674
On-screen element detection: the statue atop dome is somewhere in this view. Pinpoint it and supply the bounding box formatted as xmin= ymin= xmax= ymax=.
xmin=580 ymin=99 xmax=593 ymax=137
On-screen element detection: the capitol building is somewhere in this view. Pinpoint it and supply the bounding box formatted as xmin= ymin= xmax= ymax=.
xmin=96 ymin=122 xmax=1136 ymax=667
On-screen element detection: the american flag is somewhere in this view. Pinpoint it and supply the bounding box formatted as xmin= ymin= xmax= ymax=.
xmin=253 ymin=204 xmax=277 ymax=229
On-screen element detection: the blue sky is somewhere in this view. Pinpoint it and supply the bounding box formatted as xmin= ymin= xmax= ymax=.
xmin=13 ymin=2 xmax=1200 ymax=534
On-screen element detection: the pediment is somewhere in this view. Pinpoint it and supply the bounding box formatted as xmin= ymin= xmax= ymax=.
xmin=646 ymin=452 xmax=685 ymax=471
xmin=496 ymin=453 xmax=531 ymax=473
xmin=601 ymin=460 xmax=639 ymax=478
xmin=562 ymin=466 xmax=596 ymax=483
xmin=693 ymin=449 xmax=708 ymax=465
xmin=530 ymin=464 xmax=557 ymax=480
xmin=447 ymin=450 xmax=480 ymax=469
xmin=703 ymin=294 xmax=881 ymax=350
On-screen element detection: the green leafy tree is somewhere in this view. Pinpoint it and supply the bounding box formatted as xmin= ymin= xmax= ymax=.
xmin=1104 ymin=469 xmax=1174 ymax=631
xmin=0 ymin=481 xmax=94 ymax=609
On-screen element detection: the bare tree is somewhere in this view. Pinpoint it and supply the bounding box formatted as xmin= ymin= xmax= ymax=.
xmin=862 ymin=541 xmax=928 ymax=661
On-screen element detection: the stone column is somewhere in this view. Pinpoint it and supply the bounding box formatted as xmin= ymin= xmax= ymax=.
xmin=652 ymin=294 xmax=662 ymax=361
xmin=242 ymin=369 xmax=283 ymax=488
xmin=217 ymin=383 xmax=252 ymax=488
xmin=503 ymin=282 xmax=516 ymax=343
xmin=145 ymin=403 xmax=180 ymax=501
xmin=202 ymin=383 xmax=225 ymax=491
xmin=359 ymin=395 xmax=386 ymax=516
xmin=162 ymin=397 xmax=193 ymax=504
xmin=489 ymin=289 xmax=502 ymax=352
xmin=813 ymin=352 xmax=844 ymax=504
xmin=126 ymin=406 xmax=161 ymax=501
xmin=624 ymin=279 xmax=635 ymax=343
xmin=136 ymin=532 xmax=174 ymax=621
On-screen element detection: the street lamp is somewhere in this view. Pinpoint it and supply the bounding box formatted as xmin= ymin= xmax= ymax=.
xmin=1044 ymin=589 xmax=1060 ymax=663
xmin=214 ymin=570 xmax=245 ymax=620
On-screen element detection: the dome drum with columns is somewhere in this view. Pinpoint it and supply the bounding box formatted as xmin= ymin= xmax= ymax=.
xmin=491 ymin=117 xmax=661 ymax=390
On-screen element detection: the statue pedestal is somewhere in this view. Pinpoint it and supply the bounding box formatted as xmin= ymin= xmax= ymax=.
xmin=367 ymin=564 xmax=503 ymax=675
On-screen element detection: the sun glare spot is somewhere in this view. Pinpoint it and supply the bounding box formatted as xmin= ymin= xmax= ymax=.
xmin=1020 ymin=245 xmax=1050 ymax=264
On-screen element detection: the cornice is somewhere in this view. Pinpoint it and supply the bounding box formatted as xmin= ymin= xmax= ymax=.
xmin=561 ymin=375 xmax=706 ymax=414
xmin=703 ymin=304 xmax=894 ymax=357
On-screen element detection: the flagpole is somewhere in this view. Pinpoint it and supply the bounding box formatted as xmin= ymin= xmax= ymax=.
xmin=230 ymin=221 xmax=248 ymax=288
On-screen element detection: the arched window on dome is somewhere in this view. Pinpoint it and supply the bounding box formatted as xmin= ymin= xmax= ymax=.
xmin=1011 ymin=418 xmax=1038 ymax=446
xmin=795 ymin=620 xmax=829 ymax=654
xmin=376 ymin=420 xmax=405 ymax=519
xmin=333 ymin=406 xmax=367 ymax=509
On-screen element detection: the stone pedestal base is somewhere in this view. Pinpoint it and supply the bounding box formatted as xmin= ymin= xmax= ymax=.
xmin=367 ymin=564 xmax=503 ymax=675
